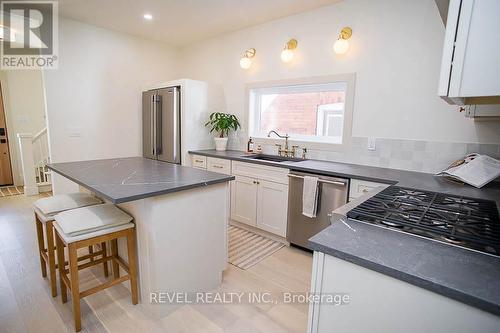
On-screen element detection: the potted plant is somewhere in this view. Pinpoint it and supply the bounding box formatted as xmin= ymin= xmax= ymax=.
xmin=205 ymin=112 xmax=241 ymax=151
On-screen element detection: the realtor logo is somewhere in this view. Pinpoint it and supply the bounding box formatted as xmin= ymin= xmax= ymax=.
xmin=1 ymin=0 xmax=58 ymax=69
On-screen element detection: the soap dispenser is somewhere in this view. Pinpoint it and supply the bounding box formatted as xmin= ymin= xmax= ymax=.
xmin=247 ymin=137 xmax=254 ymax=152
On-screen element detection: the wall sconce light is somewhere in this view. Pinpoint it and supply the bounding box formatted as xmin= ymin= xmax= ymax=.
xmin=333 ymin=27 xmax=352 ymax=55
xmin=240 ymin=48 xmax=256 ymax=69
xmin=281 ymin=39 xmax=298 ymax=63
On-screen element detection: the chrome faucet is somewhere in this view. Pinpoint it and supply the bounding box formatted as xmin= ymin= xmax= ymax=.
xmin=267 ymin=130 xmax=290 ymax=156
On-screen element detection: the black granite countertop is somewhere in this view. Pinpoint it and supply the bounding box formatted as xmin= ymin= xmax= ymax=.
xmin=48 ymin=157 xmax=234 ymax=204
xmin=190 ymin=149 xmax=500 ymax=315
xmin=189 ymin=149 xmax=500 ymax=208
xmin=309 ymin=210 xmax=500 ymax=316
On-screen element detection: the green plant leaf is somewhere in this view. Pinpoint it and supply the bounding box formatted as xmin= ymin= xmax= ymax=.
xmin=204 ymin=112 xmax=241 ymax=138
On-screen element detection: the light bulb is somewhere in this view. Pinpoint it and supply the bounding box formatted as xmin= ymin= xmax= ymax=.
xmin=333 ymin=38 xmax=349 ymax=55
xmin=281 ymin=49 xmax=294 ymax=63
xmin=240 ymin=56 xmax=252 ymax=69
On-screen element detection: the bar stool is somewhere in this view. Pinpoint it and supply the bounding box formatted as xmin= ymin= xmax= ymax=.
xmin=34 ymin=193 xmax=103 ymax=297
xmin=54 ymin=204 xmax=138 ymax=332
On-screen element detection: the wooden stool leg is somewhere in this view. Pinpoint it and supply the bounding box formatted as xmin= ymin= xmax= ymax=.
xmin=56 ymin=232 xmax=67 ymax=304
xmin=68 ymin=243 xmax=82 ymax=332
xmin=101 ymin=242 xmax=109 ymax=277
xmin=35 ymin=217 xmax=47 ymax=278
xmin=88 ymin=245 xmax=94 ymax=263
xmin=46 ymin=221 xmax=58 ymax=297
xmin=110 ymin=239 xmax=119 ymax=279
xmin=126 ymin=230 xmax=138 ymax=305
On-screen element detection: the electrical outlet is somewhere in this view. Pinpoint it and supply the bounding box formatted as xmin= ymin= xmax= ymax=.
xmin=368 ymin=137 xmax=376 ymax=151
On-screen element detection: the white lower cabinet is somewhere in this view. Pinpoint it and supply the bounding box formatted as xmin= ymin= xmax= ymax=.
xmin=231 ymin=175 xmax=258 ymax=226
xmin=231 ymin=161 xmax=289 ymax=237
xmin=207 ymin=157 xmax=231 ymax=175
xmin=256 ymin=180 xmax=288 ymax=237
xmin=191 ymin=154 xmax=207 ymax=169
xmin=308 ymin=252 xmax=500 ymax=332
xmin=348 ymin=178 xmax=389 ymax=202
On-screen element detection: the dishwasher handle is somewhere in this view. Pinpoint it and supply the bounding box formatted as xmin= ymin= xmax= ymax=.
xmin=287 ymin=173 xmax=347 ymax=186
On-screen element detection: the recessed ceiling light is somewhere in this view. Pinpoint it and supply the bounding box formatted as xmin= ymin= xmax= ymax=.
xmin=143 ymin=13 xmax=153 ymax=20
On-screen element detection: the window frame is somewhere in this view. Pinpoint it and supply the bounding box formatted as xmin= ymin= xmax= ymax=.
xmin=246 ymin=73 xmax=356 ymax=151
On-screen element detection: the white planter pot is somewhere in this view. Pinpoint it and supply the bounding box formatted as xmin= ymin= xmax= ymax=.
xmin=214 ymin=137 xmax=228 ymax=151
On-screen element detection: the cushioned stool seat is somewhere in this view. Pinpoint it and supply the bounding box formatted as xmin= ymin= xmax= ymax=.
xmin=34 ymin=193 xmax=103 ymax=298
xmin=35 ymin=193 xmax=103 ymax=221
xmin=55 ymin=203 xmax=133 ymax=237
xmin=54 ymin=204 xmax=138 ymax=332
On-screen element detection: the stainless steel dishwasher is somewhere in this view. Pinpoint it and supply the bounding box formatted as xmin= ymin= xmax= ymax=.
xmin=287 ymin=171 xmax=349 ymax=249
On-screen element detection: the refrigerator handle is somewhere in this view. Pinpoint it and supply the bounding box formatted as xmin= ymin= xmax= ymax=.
xmin=156 ymin=94 xmax=162 ymax=155
xmin=151 ymin=94 xmax=156 ymax=156
xmin=173 ymin=88 xmax=180 ymax=162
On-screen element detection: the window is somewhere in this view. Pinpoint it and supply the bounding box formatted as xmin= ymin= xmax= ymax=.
xmin=248 ymin=75 xmax=354 ymax=146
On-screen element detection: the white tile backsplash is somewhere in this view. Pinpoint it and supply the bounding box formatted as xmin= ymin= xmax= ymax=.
xmin=234 ymin=137 xmax=500 ymax=174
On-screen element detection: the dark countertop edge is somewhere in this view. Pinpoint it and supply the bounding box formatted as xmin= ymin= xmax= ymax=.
xmin=309 ymin=240 xmax=500 ymax=316
xmin=47 ymin=164 xmax=118 ymax=203
xmin=188 ymin=150 xmax=500 ymax=208
xmin=112 ymin=178 xmax=235 ymax=204
xmin=47 ymin=163 xmax=235 ymax=204
xmin=188 ymin=149 xmax=302 ymax=169
xmin=186 ymin=150 xmax=406 ymax=184
xmin=189 ymin=150 xmax=394 ymax=182
xmin=288 ymin=164 xmax=397 ymax=185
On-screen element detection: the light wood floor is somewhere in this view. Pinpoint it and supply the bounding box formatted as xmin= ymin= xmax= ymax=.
xmin=0 ymin=193 xmax=312 ymax=333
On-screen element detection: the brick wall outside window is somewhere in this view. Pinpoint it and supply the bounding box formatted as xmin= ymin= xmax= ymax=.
xmin=259 ymin=91 xmax=345 ymax=136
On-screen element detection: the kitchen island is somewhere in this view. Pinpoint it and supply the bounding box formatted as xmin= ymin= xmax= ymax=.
xmin=48 ymin=157 xmax=234 ymax=318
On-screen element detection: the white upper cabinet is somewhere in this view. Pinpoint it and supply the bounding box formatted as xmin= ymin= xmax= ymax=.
xmin=438 ymin=0 xmax=500 ymax=104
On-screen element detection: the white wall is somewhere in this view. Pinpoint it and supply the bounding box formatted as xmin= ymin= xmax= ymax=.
xmin=44 ymin=18 xmax=180 ymax=193
xmin=0 ymin=70 xmax=46 ymax=185
xmin=179 ymin=0 xmax=500 ymax=148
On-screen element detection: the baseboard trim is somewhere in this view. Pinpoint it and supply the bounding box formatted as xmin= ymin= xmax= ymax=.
xmin=24 ymin=186 xmax=39 ymax=196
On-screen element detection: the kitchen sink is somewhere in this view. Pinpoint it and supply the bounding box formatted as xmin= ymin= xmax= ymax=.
xmin=242 ymin=154 xmax=304 ymax=163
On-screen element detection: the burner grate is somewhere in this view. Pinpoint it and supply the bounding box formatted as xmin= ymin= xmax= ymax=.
xmin=347 ymin=186 xmax=500 ymax=256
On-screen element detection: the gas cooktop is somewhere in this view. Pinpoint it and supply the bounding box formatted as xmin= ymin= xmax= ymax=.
xmin=346 ymin=186 xmax=500 ymax=256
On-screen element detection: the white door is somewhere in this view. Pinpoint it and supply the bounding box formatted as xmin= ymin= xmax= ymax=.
xmin=231 ymin=175 xmax=257 ymax=226
xmin=256 ymin=180 xmax=288 ymax=237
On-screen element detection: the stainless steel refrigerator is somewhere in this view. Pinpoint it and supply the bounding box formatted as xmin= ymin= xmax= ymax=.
xmin=142 ymin=86 xmax=181 ymax=164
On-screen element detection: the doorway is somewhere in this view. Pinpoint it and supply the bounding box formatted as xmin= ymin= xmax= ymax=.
xmin=0 ymin=83 xmax=14 ymax=186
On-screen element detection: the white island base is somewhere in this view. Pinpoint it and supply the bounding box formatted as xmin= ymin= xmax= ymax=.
xmin=116 ymin=182 xmax=229 ymax=318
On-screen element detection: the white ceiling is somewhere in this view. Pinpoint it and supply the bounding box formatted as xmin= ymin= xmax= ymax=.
xmin=58 ymin=0 xmax=341 ymax=46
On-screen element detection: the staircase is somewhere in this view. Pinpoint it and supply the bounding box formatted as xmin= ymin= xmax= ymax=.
xmin=32 ymin=127 xmax=51 ymax=190
xmin=17 ymin=127 xmax=52 ymax=196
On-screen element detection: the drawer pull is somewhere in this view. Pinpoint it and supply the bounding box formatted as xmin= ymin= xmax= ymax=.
xmin=195 ymin=159 xmax=204 ymax=163
xmin=213 ymin=165 xmax=223 ymax=169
